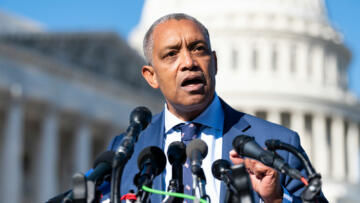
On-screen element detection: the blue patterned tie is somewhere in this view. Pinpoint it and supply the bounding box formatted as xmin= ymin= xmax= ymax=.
xmin=178 ymin=123 xmax=199 ymax=197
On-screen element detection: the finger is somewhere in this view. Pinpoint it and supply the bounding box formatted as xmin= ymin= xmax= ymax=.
xmin=252 ymin=160 xmax=278 ymax=179
xmin=244 ymin=158 xmax=255 ymax=174
xmin=229 ymin=150 xmax=244 ymax=165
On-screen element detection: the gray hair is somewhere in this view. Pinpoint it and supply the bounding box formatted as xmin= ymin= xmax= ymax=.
xmin=143 ymin=13 xmax=211 ymax=64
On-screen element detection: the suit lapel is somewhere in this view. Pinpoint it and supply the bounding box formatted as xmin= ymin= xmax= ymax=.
xmin=219 ymin=99 xmax=253 ymax=202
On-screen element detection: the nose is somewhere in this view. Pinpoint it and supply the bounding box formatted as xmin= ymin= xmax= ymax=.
xmin=180 ymin=50 xmax=197 ymax=71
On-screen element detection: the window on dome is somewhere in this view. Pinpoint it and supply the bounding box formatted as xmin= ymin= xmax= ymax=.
xmin=252 ymin=48 xmax=258 ymax=70
xmin=272 ymin=45 xmax=278 ymax=71
xmin=290 ymin=44 xmax=297 ymax=73
xmin=307 ymin=46 xmax=313 ymax=78
xmin=232 ymin=49 xmax=238 ymax=69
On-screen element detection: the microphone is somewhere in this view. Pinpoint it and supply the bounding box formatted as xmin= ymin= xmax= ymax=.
xmin=211 ymin=159 xmax=238 ymax=193
xmin=117 ymin=106 xmax=152 ymax=155
xmin=186 ymin=139 xmax=208 ymax=175
xmin=186 ymin=139 xmax=209 ymax=200
xmin=165 ymin=141 xmax=186 ymax=203
xmin=167 ymin=141 xmax=186 ymax=184
xmin=87 ymin=151 xmax=115 ymax=181
xmin=134 ymin=146 xmax=167 ymax=187
xmin=212 ymin=159 xmax=254 ymax=203
xmin=111 ymin=106 xmax=152 ymax=203
xmin=232 ymin=135 xmax=302 ymax=179
xmin=211 ymin=159 xmax=232 ymax=183
xmin=55 ymin=151 xmax=115 ymax=203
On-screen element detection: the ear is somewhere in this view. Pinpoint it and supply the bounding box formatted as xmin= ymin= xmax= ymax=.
xmin=212 ymin=51 xmax=218 ymax=75
xmin=142 ymin=65 xmax=159 ymax=89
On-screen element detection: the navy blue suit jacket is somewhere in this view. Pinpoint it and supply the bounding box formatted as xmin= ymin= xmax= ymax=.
xmin=107 ymin=99 xmax=316 ymax=202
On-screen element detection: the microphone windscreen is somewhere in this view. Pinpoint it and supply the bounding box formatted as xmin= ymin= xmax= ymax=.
xmin=186 ymin=139 xmax=208 ymax=159
xmin=93 ymin=151 xmax=115 ymax=168
xmin=211 ymin=159 xmax=231 ymax=180
xmin=137 ymin=146 xmax=166 ymax=176
xmin=130 ymin=106 xmax=152 ymax=130
xmin=167 ymin=141 xmax=186 ymax=165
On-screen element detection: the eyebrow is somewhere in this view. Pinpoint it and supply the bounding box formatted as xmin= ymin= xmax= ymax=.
xmin=188 ymin=39 xmax=208 ymax=48
xmin=162 ymin=39 xmax=208 ymax=51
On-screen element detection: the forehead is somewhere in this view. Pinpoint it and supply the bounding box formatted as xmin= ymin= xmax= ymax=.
xmin=152 ymin=19 xmax=207 ymax=49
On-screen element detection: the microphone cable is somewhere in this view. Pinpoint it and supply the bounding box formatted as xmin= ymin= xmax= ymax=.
xmin=140 ymin=185 xmax=209 ymax=203
xmin=265 ymin=139 xmax=324 ymax=202
xmin=265 ymin=139 xmax=316 ymax=176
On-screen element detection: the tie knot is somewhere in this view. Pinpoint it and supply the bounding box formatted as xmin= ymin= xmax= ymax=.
xmin=178 ymin=123 xmax=200 ymax=142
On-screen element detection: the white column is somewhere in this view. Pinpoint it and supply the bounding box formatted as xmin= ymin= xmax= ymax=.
xmin=331 ymin=116 xmax=346 ymax=180
xmin=0 ymin=99 xmax=24 ymax=203
xmin=346 ymin=122 xmax=359 ymax=183
xmin=312 ymin=113 xmax=329 ymax=177
xmin=291 ymin=111 xmax=312 ymax=158
xmin=74 ymin=121 xmax=92 ymax=173
xmin=267 ymin=109 xmax=280 ymax=125
xmin=35 ymin=109 xmax=59 ymax=202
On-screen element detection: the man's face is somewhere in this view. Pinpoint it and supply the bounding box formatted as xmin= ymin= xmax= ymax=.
xmin=142 ymin=19 xmax=217 ymax=120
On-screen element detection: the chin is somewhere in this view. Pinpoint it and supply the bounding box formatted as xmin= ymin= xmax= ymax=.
xmin=183 ymin=94 xmax=212 ymax=110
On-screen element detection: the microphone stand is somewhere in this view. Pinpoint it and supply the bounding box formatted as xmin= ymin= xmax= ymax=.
xmin=111 ymin=122 xmax=142 ymax=203
xmin=192 ymin=167 xmax=210 ymax=202
xmin=163 ymin=162 xmax=184 ymax=203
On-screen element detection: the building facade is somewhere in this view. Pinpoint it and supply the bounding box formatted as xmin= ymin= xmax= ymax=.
xmin=0 ymin=11 xmax=163 ymax=203
xmin=129 ymin=0 xmax=360 ymax=202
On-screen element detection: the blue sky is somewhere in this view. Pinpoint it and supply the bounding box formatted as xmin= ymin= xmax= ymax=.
xmin=1 ymin=0 xmax=359 ymax=97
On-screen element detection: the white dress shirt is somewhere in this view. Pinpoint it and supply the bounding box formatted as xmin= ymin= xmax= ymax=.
xmin=163 ymin=94 xmax=225 ymax=202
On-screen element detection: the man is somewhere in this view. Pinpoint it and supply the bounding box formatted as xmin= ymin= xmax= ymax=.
xmin=108 ymin=13 xmax=325 ymax=202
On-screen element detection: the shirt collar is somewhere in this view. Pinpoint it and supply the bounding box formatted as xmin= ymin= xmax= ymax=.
xmin=164 ymin=93 xmax=224 ymax=133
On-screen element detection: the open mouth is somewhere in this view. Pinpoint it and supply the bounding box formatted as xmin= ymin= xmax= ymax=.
xmin=181 ymin=75 xmax=206 ymax=87
xmin=180 ymin=74 xmax=206 ymax=92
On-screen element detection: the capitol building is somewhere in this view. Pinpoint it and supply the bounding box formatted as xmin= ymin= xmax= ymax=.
xmin=130 ymin=0 xmax=360 ymax=202
xmin=0 ymin=0 xmax=359 ymax=202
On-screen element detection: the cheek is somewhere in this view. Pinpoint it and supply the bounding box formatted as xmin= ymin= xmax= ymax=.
xmin=157 ymin=70 xmax=178 ymax=90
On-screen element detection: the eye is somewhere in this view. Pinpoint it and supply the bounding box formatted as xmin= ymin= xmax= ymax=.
xmin=165 ymin=51 xmax=177 ymax=58
xmin=193 ymin=45 xmax=209 ymax=55
xmin=194 ymin=45 xmax=205 ymax=51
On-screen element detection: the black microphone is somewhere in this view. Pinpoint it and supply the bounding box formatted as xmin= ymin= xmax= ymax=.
xmin=212 ymin=159 xmax=232 ymax=183
xmin=134 ymin=146 xmax=167 ymax=187
xmin=232 ymin=135 xmax=302 ymax=179
xmin=117 ymin=106 xmax=152 ymax=154
xmin=211 ymin=159 xmax=237 ymax=193
xmin=111 ymin=106 xmax=152 ymax=203
xmin=167 ymin=141 xmax=186 ymax=184
xmin=165 ymin=141 xmax=186 ymax=203
xmin=87 ymin=151 xmax=115 ymax=181
xmin=212 ymin=159 xmax=254 ymax=203
xmin=186 ymin=139 xmax=208 ymax=175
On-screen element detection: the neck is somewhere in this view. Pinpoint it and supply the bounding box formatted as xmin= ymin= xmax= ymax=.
xmin=166 ymin=95 xmax=215 ymax=121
